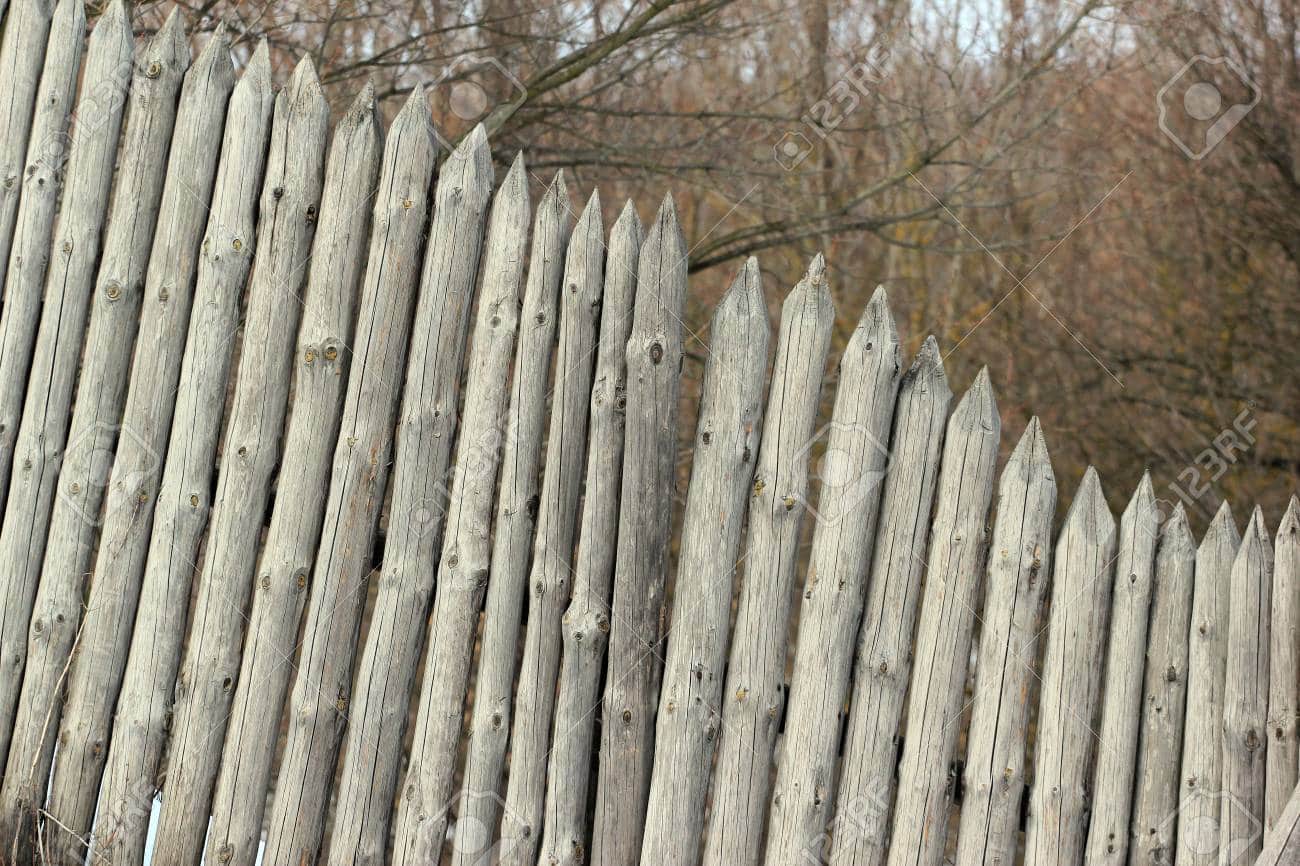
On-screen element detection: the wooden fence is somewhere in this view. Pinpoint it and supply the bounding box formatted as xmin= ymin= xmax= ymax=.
xmin=0 ymin=6 xmax=1296 ymax=866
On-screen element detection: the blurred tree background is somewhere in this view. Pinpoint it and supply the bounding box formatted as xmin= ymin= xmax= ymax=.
xmin=124 ymin=0 xmax=1299 ymax=530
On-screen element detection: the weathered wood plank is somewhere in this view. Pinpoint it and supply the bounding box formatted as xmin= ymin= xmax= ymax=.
xmin=589 ymin=194 xmax=689 ymax=866
xmin=1128 ymin=505 xmax=1195 ymax=866
xmin=827 ymin=336 xmax=951 ymax=866
xmin=703 ymin=254 xmax=835 ymax=866
xmin=0 ymin=0 xmax=56 ymax=290
xmin=1023 ymin=466 xmax=1117 ymax=866
xmin=1219 ymin=507 xmax=1273 ymax=865
xmin=41 ymin=28 xmax=234 ymax=862
xmin=0 ymin=0 xmax=130 ymax=779
xmin=0 ymin=0 xmax=84 ymax=518
xmin=449 ymin=173 xmax=573 ymax=866
xmin=1084 ymin=474 xmax=1160 ymax=866
xmin=149 ymin=57 xmax=330 ymax=866
xmin=634 ymin=258 xmax=771 ymax=866
xmin=1266 ymin=497 xmax=1300 ymax=829
xmin=885 ymin=368 xmax=1000 ymax=866
xmin=325 ymin=121 xmax=496 ymax=863
xmin=953 ymin=417 xmax=1056 ymax=866
xmin=493 ymin=190 xmax=606 ymax=866
xmin=1255 ymin=759 xmax=1300 ymax=865
xmin=1177 ymin=502 xmax=1240 ymax=866
xmin=259 ymin=85 xmax=437 ymax=866
xmin=202 ymin=79 xmax=382 ymax=866
xmin=88 ymin=41 xmax=275 ymax=866
xmin=761 ymin=287 xmax=901 ymax=866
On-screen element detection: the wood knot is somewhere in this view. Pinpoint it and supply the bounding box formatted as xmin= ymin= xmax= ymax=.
xmin=649 ymin=341 xmax=664 ymax=364
xmin=146 ymin=61 xmax=162 ymax=79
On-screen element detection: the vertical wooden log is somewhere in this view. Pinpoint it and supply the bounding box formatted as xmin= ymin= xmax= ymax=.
xmin=828 ymin=336 xmax=951 ymax=866
xmin=953 ymin=418 xmax=1057 ymax=866
xmin=1085 ymin=474 xmax=1160 ymax=866
xmin=202 ymin=80 xmax=382 ymax=866
xmin=588 ymin=195 xmax=689 ymax=866
xmin=323 ymin=127 xmax=495 ymax=866
xmin=0 ymin=0 xmax=56 ymax=285
xmin=1266 ymin=497 xmax=1300 ymax=829
xmin=703 ymin=255 xmax=835 ymax=866
xmin=260 ymin=85 xmax=436 ymax=866
xmin=884 ymin=369 xmax=1000 ymax=866
xmin=89 ymin=41 xmax=275 ymax=866
xmin=0 ymin=0 xmax=85 ymax=514
xmin=0 ymin=13 xmax=187 ymax=858
xmin=1129 ymin=504 xmax=1196 ymax=866
xmin=42 ymin=28 xmax=234 ymax=862
xmin=761 ymin=287 xmax=902 ymax=866
xmin=1255 ymin=768 xmax=1300 ymax=865
xmin=0 ymin=0 xmax=130 ymax=772
xmin=492 ymin=190 xmax=606 ymax=866
xmin=1023 ymin=467 xmax=1117 ymax=866
xmin=632 ymin=259 xmax=771 ymax=866
xmin=149 ymin=57 xmax=330 ymax=866
xmin=449 ymin=174 xmax=574 ymax=866
xmin=1177 ymin=502 xmax=1240 ymax=866
xmin=1219 ymin=507 xmax=1272 ymax=865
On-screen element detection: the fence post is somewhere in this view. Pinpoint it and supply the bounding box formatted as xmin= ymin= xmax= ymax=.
xmin=1128 ymin=503 xmax=1195 ymax=866
xmin=703 ymin=254 xmax=834 ymax=866
xmin=0 ymin=0 xmax=84 ymax=517
xmin=761 ymin=286 xmax=901 ymax=866
xmin=953 ymin=417 xmax=1056 ymax=866
xmin=526 ymin=200 xmax=640 ymax=866
xmin=1220 ymin=507 xmax=1273 ymax=865
xmin=42 ymin=28 xmax=234 ymax=861
xmin=202 ymin=79 xmax=382 ymax=866
xmin=635 ymin=258 xmax=771 ymax=866
xmin=1023 ymin=466 xmax=1117 ymax=866
xmin=829 ymin=335 xmax=951 ymax=866
xmin=1177 ymin=502 xmax=1240 ymax=865
xmin=451 ymin=173 xmax=573 ymax=866
xmin=150 ymin=56 xmax=330 ymax=866
xmin=494 ymin=190 xmax=606 ymax=866
xmin=1266 ymin=496 xmax=1300 ymax=829
xmin=259 ymin=85 xmax=438 ymax=866
xmin=590 ymin=195 xmax=689 ymax=866
xmin=89 ymin=41 xmax=275 ymax=866
xmin=1085 ymin=474 xmax=1160 ymax=866
xmin=382 ymin=152 xmax=526 ymax=866
xmin=0 ymin=0 xmax=56 ymax=286
xmin=0 ymin=0 xmax=130 ymax=777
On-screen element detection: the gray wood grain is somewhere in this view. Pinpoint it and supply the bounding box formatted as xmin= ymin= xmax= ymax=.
xmin=260 ymin=85 xmax=437 ymax=866
xmin=522 ymin=199 xmax=640 ymax=866
xmin=41 ymin=27 xmax=234 ymax=860
xmin=0 ymin=0 xmax=130 ymax=779
xmin=1219 ymin=507 xmax=1272 ymax=866
xmin=449 ymin=172 xmax=573 ymax=866
xmin=1266 ymin=497 xmax=1300 ymax=829
xmin=0 ymin=0 xmax=84 ymax=518
xmin=1085 ymin=474 xmax=1160 ymax=866
xmin=149 ymin=56 xmax=330 ymax=866
xmin=761 ymin=286 xmax=901 ymax=866
xmin=1023 ymin=467 xmax=1117 ymax=866
xmin=703 ymin=255 xmax=835 ymax=866
xmin=326 ymin=126 xmax=497 ymax=866
xmin=827 ymin=336 xmax=951 ymax=866
xmin=88 ymin=41 xmax=274 ymax=866
xmin=1177 ymin=502 xmax=1240 ymax=866
xmin=493 ymin=190 xmax=606 ymax=866
xmin=634 ymin=258 xmax=770 ymax=866
xmin=202 ymin=79 xmax=382 ymax=866
xmin=1129 ymin=504 xmax=1196 ymax=866
xmin=0 ymin=0 xmax=56 ymax=296
xmin=589 ymin=195 xmax=689 ymax=866
xmin=1254 ymin=755 xmax=1300 ymax=866
xmin=953 ymin=418 xmax=1056 ymax=866
xmin=885 ymin=368 xmax=1000 ymax=866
